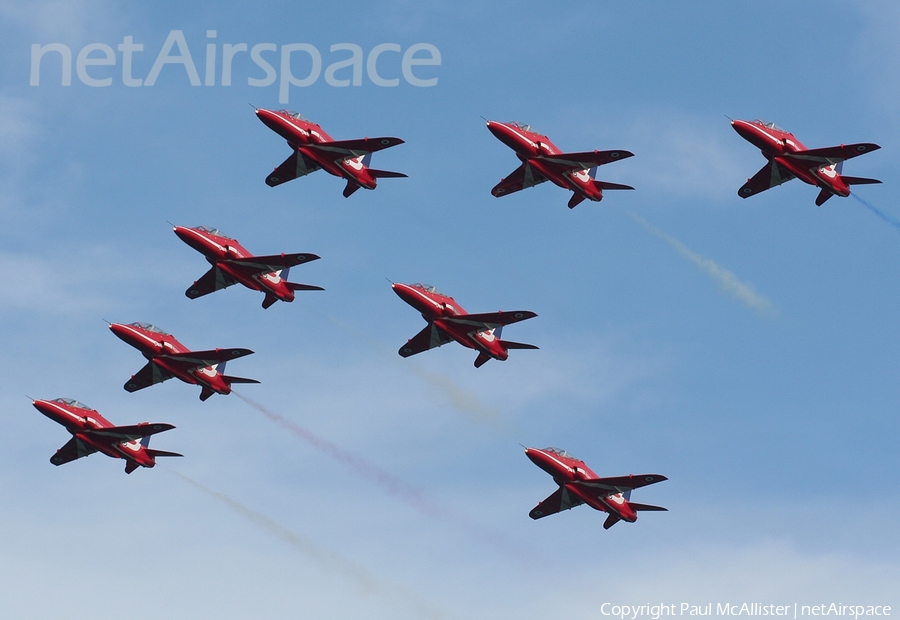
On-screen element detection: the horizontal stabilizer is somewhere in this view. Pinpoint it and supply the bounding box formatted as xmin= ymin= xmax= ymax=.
xmin=628 ymin=502 xmax=667 ymax=512
xmin=595 ymin=180 xmax=635 ymax=191
xmin=222 ymin=375 xmax=260 ymax=385
xmin=368 ymin=169 xmax=408 ymax=178
xmin=842 ymin=176 xmax=882 ymax=185
xmin=500 ymin=340 xmax=539 ymax=350
xmin=85 ymin=423 xmax=175 ymax=442
xmin=286 ymin=282 xmax=325 ymax=291
xmin=146 ymin=449 xmax=183 ymax=458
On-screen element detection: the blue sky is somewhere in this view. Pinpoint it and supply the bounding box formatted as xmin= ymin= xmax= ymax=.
xmin=1 ymin=1 xmax=898 ymax=618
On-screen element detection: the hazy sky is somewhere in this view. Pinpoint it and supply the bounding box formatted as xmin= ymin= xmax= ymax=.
xmin=1 ymin=2 xmax=898 ymax=618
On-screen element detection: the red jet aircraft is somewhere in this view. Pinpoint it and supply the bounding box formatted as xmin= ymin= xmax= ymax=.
xmin=255 ymin=108 xmax=407 ymax=197
xmin=392 ymin=282 xmax=538 ymax=368
xmin=174 ymin=225 xmax=323 ymax=309
xmin=486 ymin=120 xmax=634 ymax=208
xmin=109 ymin=322 xmax=259 ymax=401
xmin=731 ymin=119 xmax=881 ymax=206
xmin=525 ymin=447 xmax=667 ymax=529
xmin=32 ymin=397 xmax=182 ymax=474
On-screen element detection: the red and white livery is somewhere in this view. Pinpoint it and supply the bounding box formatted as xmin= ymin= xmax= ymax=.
xmin=731 ymin=119 xmax=881 ymax=206
xmin=32 ymin=397 xmax=182 ymax=474
xmin=255 ymin=108 xmax=407 ymax=197
xmin=174 ymin=225 xmax=323 ymax=309
xmin=109 ymin=322 xmax=259 ymax=401
xmin=392 ymin=282 xmax=538 ymax=368
xmin=486 ymin=120 xmax=634 ymax=208
xmin=525 ymin=447 xmax=667 ymax=530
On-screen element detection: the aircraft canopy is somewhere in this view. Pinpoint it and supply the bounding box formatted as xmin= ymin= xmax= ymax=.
xmin=755 ymin=120 xmax=785 ymax=132
xmin=414 ymin=283 xmax=446 ymax=296
xmin=130 ymin=322 xmax=170 ymax=335
xmin=53 ymin=398 xmax=93 ymax=410
xmin=194 ymin=225 xmax=233 ymax=240
xmin=509 ymin=121 xmax=532 ymax=132
xmin=280 ymin=110 xmax=307 ymax=121
xmin=544 ymin=447 xmax=576 ymax=459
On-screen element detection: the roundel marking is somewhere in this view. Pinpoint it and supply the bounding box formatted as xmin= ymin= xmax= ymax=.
xmin=513 ymin=312 xmax=524 ymax=318
xmin=297 ymin=256 xmax=305 ymax=261
xmin=127 ymin=383 xmax=136 ymax=390
xmin=402 ymin=347 xmax=413 ymax=354
xmin=231 ymin=350 xmax=242 ymax=356
xmin=741 ymin=187 xmax=753 ymax=194
xmin=188 ymin=289 xmax=198 ymax=296
xmin=380 ymin=139 xmax=391 ymax=145
xmin=534 ymin=510 xmax=543 ymax=516
xmin=610 ymin=151 xmax=620 ymax=158
xmin=153 ymin=425 xmax=163 ymax=431
xmin=857 ymin=145 xmax=867 ymax=152
xmin=645 ymin=476 xmax=655 ymax=482
xmin=496 ymin=188 xmax=505 ymax=194
xmin=270 ymin=176 xmax=280 ymax=183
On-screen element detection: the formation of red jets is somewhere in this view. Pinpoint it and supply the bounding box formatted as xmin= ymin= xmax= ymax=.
xmin=33 ymin=109 xmax=882 ymax=529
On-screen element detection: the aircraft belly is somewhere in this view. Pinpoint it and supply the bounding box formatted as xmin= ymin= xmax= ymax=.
xmin=432 ymin=321 xmax=476 ymax=350
xmin=218 ymin=264 xmax=262 ymax=292
xmin=775 ymin=157 xmax=820 ymax=187
xmin=528 ymin=160 xmax=567 ymax=189
xmin=152 ymin=359 xmax=199 ymax=386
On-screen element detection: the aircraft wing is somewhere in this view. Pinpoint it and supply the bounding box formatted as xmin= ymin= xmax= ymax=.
xmin=125 ymin=362 xmax=174 ymax=393
xmin=186 ymin=266 xmax=238 ymax=299
xmin=738 ymin=159 xmax=795 ymax=198
xmin=50 ymin=435 xmax=98 ymax=466
xmin=162 ymin=348 xmax=254 ymax=369
xmin=399 ymin=323 xmax=453 ymax=358
xmin=788 ymin=143 xmax=880 ymax=166
xmin=491 ymin=162 xmax=548 ymax=197
xmin=266 ymin=150 xmax=322 ymax=187
xmin=538 ymin=149 xmax=634 ymax=169
xmin=529 ymin=486 xmax=584 ymax=520
xmin=575 ymin=474 xmax=668 ymax=494
xmin=223 ymin=253 xmax=320 ymax=274
xmin=443 ymin=310 xmax=537 ymax=331
xmin=305 ymin=137 xmax=404 ymax=158
xmin=83 ymin=423 xmax=175 ymax=442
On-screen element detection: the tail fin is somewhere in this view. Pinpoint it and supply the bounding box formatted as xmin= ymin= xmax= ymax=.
xmin=262 ymin=293 xmax=278 ymax=309
xmin=343 ymin=180 xmax=361 ymax=197
xmin=474 ymin=351 xmax=491 ymax=368
xmin=603 ymin=513 xmax=620 ymax=530
xmin=362 ymin=152 xmax=372 ymax=168
xmin=568 ymin=193 xmax=587 ymax=209
xmin=815 ymin=188 xmax=833 ymax=206
xmin=125 ymin=460 xmax=139 ymax=474
xmin=199 ymin=386 xmax=215 ymax=401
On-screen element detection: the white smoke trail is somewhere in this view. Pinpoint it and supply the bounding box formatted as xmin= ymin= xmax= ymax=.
xmin=168 ymin=468 xmax=445 ymax=619
xmin=627 ymin=211 xmax=774 ymax=316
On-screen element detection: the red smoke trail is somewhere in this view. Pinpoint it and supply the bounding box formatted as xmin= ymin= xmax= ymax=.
xmin=234 ymin=391 xmax=539 ymax=563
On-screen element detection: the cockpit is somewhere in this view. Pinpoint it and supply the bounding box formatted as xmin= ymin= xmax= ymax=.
xmin=194 ymin=225 xmax=233 ymax=240
xmin=280 ymin=110 xmax=307 ymax=121
xmin=544 ymin=447 xmax=576 ymax=459
xmin=413 ymin=283 xmax=447 ymax=296
xmin=53 ymin=398 xmax=93 ymax=410
xmin=130 ymin=322 xmax=170 ymax=335
xmin=509 ymin=121 xmax=533 ymax=132
xmin=754 ymin=120 xmax=785 ymax=132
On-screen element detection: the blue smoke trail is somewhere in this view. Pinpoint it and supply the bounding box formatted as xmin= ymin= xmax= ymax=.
xmin=852 ymin=194 xmax=900 ymax=232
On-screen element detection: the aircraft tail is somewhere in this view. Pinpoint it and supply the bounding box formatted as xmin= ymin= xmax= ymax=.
xmin=222 ymin=375 xmax=261 ymax=385
xmin=199 ymin=386 xmax=215 ymax=401
xmin=369 ymin=169 xmax=408 ymax=178
xmin=125 ymin=460 xmax=140 ymax=474
xmin=628 ymin=502 xmax=668 ymax=512
xmin=603 ymin=513 xmax=620 ymax=530
xmin=343 ymin=180 xmax=361 ymax=198
xmin=568 ymin=193 xmax=587 ymax=209
xmin=500 ymin=340 xmax=539 ymax=350
xmin=815 ymin=188 xmax=833 ymax=206
xmin=474 ymin=351 xmax=492 ymax=368
xmin=842 ymin=176 xmax=882 ymax=185
xmin=286 ymin=282 xmax=325 ymax=291
xmin=594 ymin=180 xmax=634 ymax=191
xmin=262 ymin=293 xmax=278 ymax=309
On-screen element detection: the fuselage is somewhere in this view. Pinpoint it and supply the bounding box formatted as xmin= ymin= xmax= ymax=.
xmin=731 ymin=119 xmax=851 ymax=197
xmin=525 ymin=447 xmax=638 ymax=522
xmin=32 ymin=398 xmax=157 ymax=468
xmin=109 ymin=322 xmax=233 ymax=395
xmin=392 ymin=282 xmax=510 ymax=361
xmin=486 ymin=120 xmax=602 ymax=201
xmin=255 ymin=108 xmax=378 ymax=189
xmin=173 ymin=225 xmax=296 ymax=303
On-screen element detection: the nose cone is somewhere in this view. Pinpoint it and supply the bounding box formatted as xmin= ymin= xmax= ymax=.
xmin=486 ymin=120 xmax=512 ymax=141
xmin=108 ymin=322 xmax=139 ymax=347
xmin=255 ymin=108 xmax=285 ymax=133
xmin=391 ymin=282 xmax=415 ymax=304
xmin=730 ymin=119 xmax=757 ymax=141
xmin=172 ymin=225 xmax=191 ymax=243
xmin=524 ymin=447 xmax=546 ymax=468
xmin=31 ymin=399 xmax=52 ymax=416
